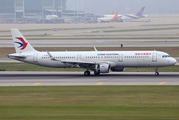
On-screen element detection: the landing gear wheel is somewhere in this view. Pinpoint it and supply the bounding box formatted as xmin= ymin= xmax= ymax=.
xmin=155 ymin=72 xmax=159 ymax=76
xmin=84 ymin=71 xmax=90 ymax=76
xmin=155 ymin=67 xmax=159 ymax=76
xmin=94 ymin=71 xmax=100 ymax=76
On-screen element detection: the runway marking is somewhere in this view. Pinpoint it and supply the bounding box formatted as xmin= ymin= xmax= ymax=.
xmin=97 ymin=82 xmax=104 ymax=85
xmin=33 ymin=83 xmax=41 ymax=85
xmin=158 ymin=82 xmax=167 ymax=85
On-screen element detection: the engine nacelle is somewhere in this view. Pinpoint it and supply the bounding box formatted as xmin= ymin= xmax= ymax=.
xmin=111 ymin=67 xmax=125 ymax=72
xmin=95 ymin=63 xmax=110 ymax=73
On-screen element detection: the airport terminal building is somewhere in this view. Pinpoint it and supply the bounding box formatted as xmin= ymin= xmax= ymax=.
xmin=0 ymin=0 xmax=67 ymax=23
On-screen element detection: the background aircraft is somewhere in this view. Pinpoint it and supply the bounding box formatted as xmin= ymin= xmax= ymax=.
xmin=120 ymin=6 xmax=147 ymax=21
xmin=8 ymin=29 xmax=177 ymax=76
xmin=39 ymin=15 xmax=64 ymax=23
xmin=100 ymin=7 xmax=146 ymax=22
xmin=97 ymin=11 xmax=119 ymax=23
xmin=110 ymin=10 xmax=114 ymax=15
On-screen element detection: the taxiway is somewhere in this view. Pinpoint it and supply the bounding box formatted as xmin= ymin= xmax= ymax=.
xmin=1 ymin=39 xmax=179 ymax=47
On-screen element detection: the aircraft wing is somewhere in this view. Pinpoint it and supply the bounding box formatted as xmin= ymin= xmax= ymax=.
xmin=61 ymin=59 xmax=95 ymax=64
xmin=47 ymin=51 xmax=117 ymax=68
xmin=47 ymin=51 xmax=96 ymax=67
xmin=61 ymin=59 xmax=117 ymax=68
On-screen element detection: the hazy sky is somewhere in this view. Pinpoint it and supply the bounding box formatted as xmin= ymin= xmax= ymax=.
xmin=66 ymin=0 xmax=179 ymax=15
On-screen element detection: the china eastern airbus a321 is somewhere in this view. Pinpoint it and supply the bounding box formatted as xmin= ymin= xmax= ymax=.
xmin=8 ymin=29 xmax=177 ymax=76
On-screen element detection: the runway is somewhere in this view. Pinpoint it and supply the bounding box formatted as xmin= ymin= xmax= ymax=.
xmin=0 ymin=72 xmax=179 ymax=86
xmin=1 ymin=39 xmax=179 ymax=47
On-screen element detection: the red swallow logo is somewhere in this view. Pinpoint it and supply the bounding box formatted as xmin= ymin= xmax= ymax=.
xmin=15 ymin=37 xmax=28 ymax=50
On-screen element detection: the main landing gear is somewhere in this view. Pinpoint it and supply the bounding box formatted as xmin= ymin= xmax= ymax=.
xmin=84 ymin=70 xmax=100 ymax=76
xmin=94 ymin=71 xmax=100 ymax=76
xmin=155 ymin=67 xmax=159 ymax=76
xmin=84 ymin=71 xmax=90 ymax=76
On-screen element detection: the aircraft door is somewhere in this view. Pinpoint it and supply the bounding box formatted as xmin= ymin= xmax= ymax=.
xmin=77 ymin=54 xmax=82 ymax=60
xmin=33 ymin=53 xmax=38 ymax=64
xmin=152 ymin=52 xmax=157 ymax=62
xmin=118 ymin=54 xmax=123 ymax=62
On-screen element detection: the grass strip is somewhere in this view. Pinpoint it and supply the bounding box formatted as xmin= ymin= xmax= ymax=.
xmin=140 ymin=23 xmax=179 ymax=27
xmin=0 ymin=27 xmax=109 ymax=33
xmin=92 ymin=27 xmax=179 ymax=33
xmin=2 ymin=37 xmax=179 ymax=40
xmin=0 ymin=86 xmax=179 ymax=119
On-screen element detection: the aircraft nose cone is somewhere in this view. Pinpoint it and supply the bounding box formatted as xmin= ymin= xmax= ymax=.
xmin=172 ymin=58 xmax=177 ymax=65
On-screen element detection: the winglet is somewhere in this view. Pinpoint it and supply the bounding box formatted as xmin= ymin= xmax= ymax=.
xmin=94 ymin=47 xmax=98 ymax=52
xmin=47 ymin=51 xmax=57 ymax=61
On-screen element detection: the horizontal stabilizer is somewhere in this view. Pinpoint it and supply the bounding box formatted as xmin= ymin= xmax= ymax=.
xmin=8 ymin=54 xmax=26 ymax=60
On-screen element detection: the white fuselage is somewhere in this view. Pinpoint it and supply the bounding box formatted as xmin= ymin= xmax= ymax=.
xmin=121 ymin=14 xmax=147 ymax=20
xmin=97 ymin=16 xmax=114 ymax=22
xmin=12 ymin=51 xmax=177 ymax=69
xmin=99 ymin=14 xmax=146 ymax=22
xmin=46 ymin=15 xmax=58 ymax=21
xmin=104 ymin=15 xmax=122 ymax=18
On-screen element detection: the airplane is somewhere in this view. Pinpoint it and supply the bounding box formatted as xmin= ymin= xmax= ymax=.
xmin=120 ymin=6 xmax=147 ymax=21
xmin=8 ymin=29 xmax=177 ymax=76
xmin=97 ymin=11 xmax=119 ymax=23
xmin=103 ymin=10 xmax=122 ymax=18
xmin=45 ymin=15 xmax=58 ymax=21
xmin=39 ymin=15 xmax=63 ymax=23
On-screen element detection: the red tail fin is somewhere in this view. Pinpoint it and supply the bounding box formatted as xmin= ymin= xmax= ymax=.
xmin=110 ymin=10 xmax=114 ymax=15
xmin=111 ymin=11 xmax=118 ymax=21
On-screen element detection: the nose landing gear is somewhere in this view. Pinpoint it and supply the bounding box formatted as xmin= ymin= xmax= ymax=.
xmin=155 ymin=67 xmax=159 ymax=76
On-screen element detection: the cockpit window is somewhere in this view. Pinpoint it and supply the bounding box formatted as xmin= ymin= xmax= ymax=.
xmin=162 ymin=55 xmax=171 ymax=58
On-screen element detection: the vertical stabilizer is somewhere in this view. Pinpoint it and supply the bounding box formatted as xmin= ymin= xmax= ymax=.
xmin=110 ymin=10 xmax=114 ymax=15
xmin=11 ymin=28 xmax=37 ymax=53
xmin=111 ymin=11 xmax=118 ymax=21
xmin=136 ymin=6 xmax=145 ymax=16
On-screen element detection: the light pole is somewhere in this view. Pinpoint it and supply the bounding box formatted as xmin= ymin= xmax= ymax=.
xmin=61 ymin=0 xmax=62 ymax=18
xmin=53 ymin=0 xmax=55 ymax=15
xmin=14 ymin=0 xmax=16 ymax=22
xmin=23 ymin=0 xmax=25 ymax=17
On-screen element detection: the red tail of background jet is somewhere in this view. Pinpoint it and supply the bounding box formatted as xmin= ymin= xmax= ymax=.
xmin=111 ymin=11 xmax=118 ymax=21
xmin=110 ymin=10 xmax=114 ymax=15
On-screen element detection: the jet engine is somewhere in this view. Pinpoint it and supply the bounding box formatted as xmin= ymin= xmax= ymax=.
xmin=95 ymin=63 xmax=110 ymax=73
xmin=111 ymin=67 xmax=125 ymax=72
